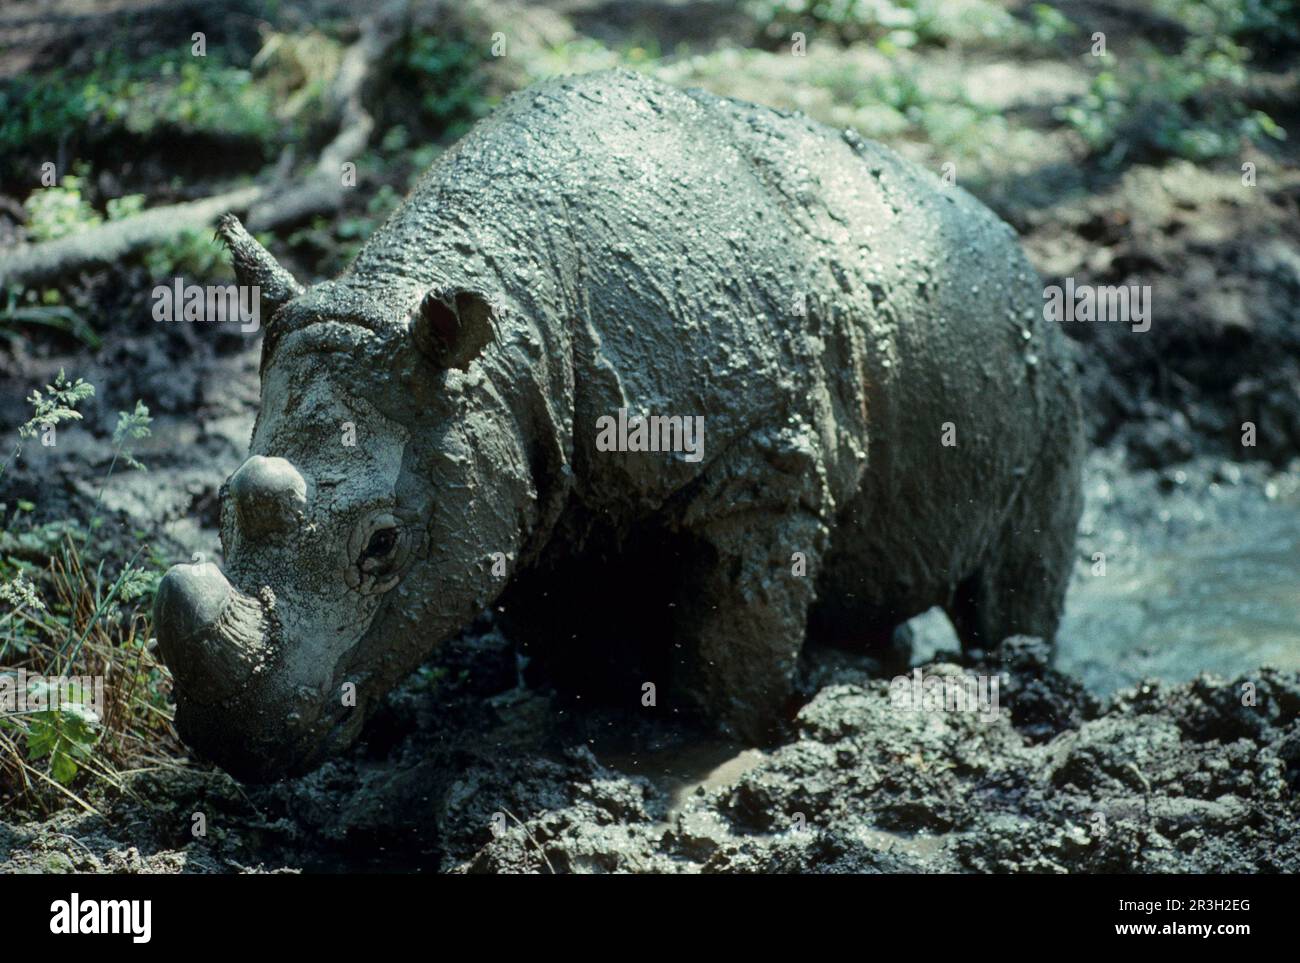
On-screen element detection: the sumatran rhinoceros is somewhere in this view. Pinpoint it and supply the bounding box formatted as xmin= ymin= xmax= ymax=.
xmin=154 ymin=69 xmax=1083 ymax=781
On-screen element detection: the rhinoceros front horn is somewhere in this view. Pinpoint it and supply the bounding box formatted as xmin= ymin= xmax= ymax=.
xmin=215 ymin=213 xmax=304 ymax=323
xmin=410 ymin=289 xmax=496 ymax=371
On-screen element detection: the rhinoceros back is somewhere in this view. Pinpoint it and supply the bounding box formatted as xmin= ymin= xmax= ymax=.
xmin=352 ymin=69 xmax=1074 ymax=581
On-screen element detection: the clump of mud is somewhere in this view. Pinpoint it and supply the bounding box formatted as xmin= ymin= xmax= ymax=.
xmin=4 ymin=629 xmax=1296 ymax=873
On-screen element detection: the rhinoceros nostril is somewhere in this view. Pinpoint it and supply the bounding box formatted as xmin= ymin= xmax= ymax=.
xmin=230 ymin=454 xmax=307 ymax=535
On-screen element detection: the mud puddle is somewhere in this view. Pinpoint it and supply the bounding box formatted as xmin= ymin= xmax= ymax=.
xmin=599 ymin=740 xmax=765 ymax=816
xmin=1061 ymin=493 xmax=1300 ymax=694
xmin=910 ymin=449 xmax=1300 ymax=694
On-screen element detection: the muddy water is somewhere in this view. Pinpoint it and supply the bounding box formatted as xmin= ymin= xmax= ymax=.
xmin=1059 ymin=462 xmax=1300 ymax=694
xmin=911 ymin=451 xmax=1300 ymax=695
xmin=601 ymin=740 xmax=766 ymax=816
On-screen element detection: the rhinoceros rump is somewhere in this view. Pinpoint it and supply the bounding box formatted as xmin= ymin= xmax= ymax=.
xmin=154 ymin=69 xmax=1083 ymax=781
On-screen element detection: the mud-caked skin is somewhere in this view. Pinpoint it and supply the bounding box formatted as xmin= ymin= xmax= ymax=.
xmin=153 ymin=69 xmax=1084 ymax=781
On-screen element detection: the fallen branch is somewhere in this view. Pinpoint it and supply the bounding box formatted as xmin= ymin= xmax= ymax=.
xmin=0 ymin=186 xmax=263 ymax=290
xmin=0 ymin=2 xmax=410 ymax=291
xmin=245 ymin=1 xmax=408 ymax=232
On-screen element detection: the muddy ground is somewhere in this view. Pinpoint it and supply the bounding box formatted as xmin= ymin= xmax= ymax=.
xmin=3 ymin=626 xmax=1299 ymax=873
xmin=2 ymin=0 xmax=1299 ymax=872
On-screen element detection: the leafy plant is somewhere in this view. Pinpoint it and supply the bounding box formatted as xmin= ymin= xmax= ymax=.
xmin=1 ymin=527 xmax=175 ymax=810
xmin=143 ymin=228 xmax=233 ymax=282
xmin=0 ymin=573 xmax=45 ymax=615
xmin=1154 ymin=0 xmax=1299 ymax=45
xmin=20 ymin=682 xmax=99 ymax=785
xmin=0 ymin=298 xmax=101 ymax=351
xmin=745 ymin=0 xmax=1029 ymax=49
xmin=19 ymin=172 xmax=230 ymax=279
xmin=0 ymin=369 xmax=95 ymax=480
xmin=91 ymin=401 xmax=152 ymax=524
xmin=1 ymin=376 xmax=175 ymax=810
xmin=1028 ymin=3 xmax=1077 ymax=44
xmin=0 ymin=37 xmax=339 ymax=185
xmin=22 ymin=174 xmax=102 ymax=242
xmin=1059 ymin=1 xmax=1287 ymax=163
xmin=390 ymin=31 xmax=492 ymax=139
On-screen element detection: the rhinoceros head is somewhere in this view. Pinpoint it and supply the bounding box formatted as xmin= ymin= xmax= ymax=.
xmin=154 ymin=216 xmax=515 ymax=781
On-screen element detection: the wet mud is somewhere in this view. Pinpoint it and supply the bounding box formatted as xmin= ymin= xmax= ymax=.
xmin=4 ymin=626 xmax=1298 ymax=873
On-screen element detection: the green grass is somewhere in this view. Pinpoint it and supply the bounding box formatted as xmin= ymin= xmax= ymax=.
xmin=1 ymin=374 xmax=177 ymax=816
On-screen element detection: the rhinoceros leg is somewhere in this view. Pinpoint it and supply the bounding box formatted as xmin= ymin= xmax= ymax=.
xmin=945 ymin=433 xmax=1084 ymax=651
xmin=673 ymin=510 xmax=828 ymax=744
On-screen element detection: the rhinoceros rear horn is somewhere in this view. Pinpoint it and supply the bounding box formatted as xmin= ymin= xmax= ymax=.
xmin=215 ymin=213 xmax=304 ymax=323
xmin=410 ymin=289 xmax=496 ymax=371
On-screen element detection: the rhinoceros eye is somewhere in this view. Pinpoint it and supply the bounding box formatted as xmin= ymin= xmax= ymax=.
xmin=346 ymin=512 xmax=409 ymax=593
xmin=360 ymin=526 xmax=398 ymax=562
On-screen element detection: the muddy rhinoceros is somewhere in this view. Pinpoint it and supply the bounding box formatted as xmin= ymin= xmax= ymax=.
xmin=154 ymin=69 xmax=1083 ymax=781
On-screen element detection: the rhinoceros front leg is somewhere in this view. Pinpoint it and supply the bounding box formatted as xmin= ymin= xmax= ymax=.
xmin=674 ymin=510 xmax=827 ymax=744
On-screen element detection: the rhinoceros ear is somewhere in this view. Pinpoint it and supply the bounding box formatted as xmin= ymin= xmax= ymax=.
xmin=215 ymin=214 xmax=304 ymax=323
xmin=410 ymin=289 xmax=496 ymax=371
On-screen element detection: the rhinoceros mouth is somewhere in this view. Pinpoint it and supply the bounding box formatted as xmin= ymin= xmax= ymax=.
xmin=171 ymin=698 xmax=344 ymax=782
xmin=157 ymin=558 xmax=382 ymax=781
